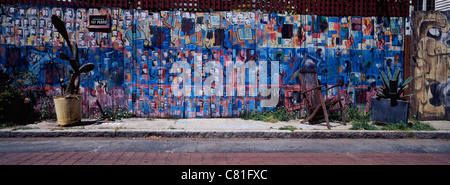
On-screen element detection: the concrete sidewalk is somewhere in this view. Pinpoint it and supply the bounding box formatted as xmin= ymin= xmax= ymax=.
xmin=1 ymin=118 xmax=449 ymax=139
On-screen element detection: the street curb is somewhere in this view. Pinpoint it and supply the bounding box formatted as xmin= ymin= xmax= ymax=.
xmin=1 ymin=130 xmax=449 ymax=139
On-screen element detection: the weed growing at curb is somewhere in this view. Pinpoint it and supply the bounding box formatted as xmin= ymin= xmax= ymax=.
xmin=351 ymin=119 xmax=438 ymax=131
xmin=241 ymin=107 xmax=295 ymax=123
xmin=379 ymin=120 xmax=437 ymax=131
xmin=380 ymin=122 xmax=409 ymax=131
xmin=409 ymin=116 xmax=438 ymax=131
xmin=350 ymin=121 xmax=378 ymax=130
xmin=11 ymin=126 xmax=39 ymax=131
xmin=278 ymin=125 xmax=299 ymax=132
xmin=344 ymin=106 xmax=438 ymax=131
xmin=114 ymin=126 xmax=127 ymax=131
xmin=411 ymin=121 xmax=437 ymax=131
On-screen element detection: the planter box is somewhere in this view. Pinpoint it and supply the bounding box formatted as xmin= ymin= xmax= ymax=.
xmin=54 ymin=95 xmax=82 ymax=126
xmin=370 ymin=97 xmax=409 ymax=124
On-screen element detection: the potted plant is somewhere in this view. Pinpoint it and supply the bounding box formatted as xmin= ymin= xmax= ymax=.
xmin=370 ymin=67 xmax=413 ymax=124
xmin=51 ymin=15 xmax=95 ymax=126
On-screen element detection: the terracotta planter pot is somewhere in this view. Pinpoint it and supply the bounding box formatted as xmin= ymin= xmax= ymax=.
xmin=53 ymin=95 xmax=82 ymax=126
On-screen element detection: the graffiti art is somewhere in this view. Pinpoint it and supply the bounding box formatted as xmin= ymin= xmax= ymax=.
xmin=411 ymin=11 xmax=450 ymax=120
xmin=0 ymin=5 xmax=408 ymax=118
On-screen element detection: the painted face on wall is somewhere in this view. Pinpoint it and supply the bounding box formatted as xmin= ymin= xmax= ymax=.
xmin=428 ymin=27 xmax=450 ymax=48
xmin=24 ymin=19 xmax=29 ymax=27
xmin=19 ymin=8 xmax=25 ymax=16
xmin=125 ymin=11 xmax=131 ymax=18
xmin=15 ymin=19 xmax=21 ymax=26
xmin=8 ymin=7 xmax=15 ymax=15
xmin=226 ymin=12 xmax=232 ymax=19
xmin=31 ymin=19 xmax=37 ymax=27
xmin=341 ymin=17 xmax=348 ymax=24
xmin=56 ymin=10 xmax=61 ymax=17
xmin=65 ymin=9 xmax=73 ymax=18
xmin=76 ymin=10 xmax=82 ymax=19
xmin=66 ymin=22 xmax=72 ymax=30
xmin=39 ymin=19 xmax=45 ymax=27
xmin=30 ymin=8 xmax=37 ymax=16
xmin=232 ymin=16 xmax=237 ymax=24
xmin=41 ymin=9 xmax=49 ymax=17
xmin=238 ymin=13 xmax=244 ymax=22
xmin=152 ymin=51 xmax=159 ymax=59
xmin=244 ymin=18 xmax=250 ymax=25
xmin=262 ymin=14 xmax=269 ymax=23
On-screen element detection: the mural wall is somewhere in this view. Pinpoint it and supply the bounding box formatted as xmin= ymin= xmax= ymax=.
xmin=0 ymin=5 xmax=406 ymax=118
xmin=411 ymin=10 xmax=450 ymax=120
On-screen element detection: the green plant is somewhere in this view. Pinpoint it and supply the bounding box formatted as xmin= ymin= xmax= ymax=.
xmin=241 ymin=107 xmax=295 ymax=123
xmin=0 ymin=65 xmax=56 ymax=125
xmin=328 ymin=100 xmax=371 ymax=123
xmin=38 ymin=104 xmax=57 ymax=121
xmin=377 ymin=67 xmax=413 ymax=105
xmin=0 ymin=86 xmax=37 ymax=125
xmin=380 ymin=121 xmax=411 ymax=131
xmin=410 ymin=121 xmax=437 ymax=131
xmin=4 ymin=63 xmax=57 ymax=122
xmin=101 ymin=107 xmax=133 ymax=121
xmin=350 ymin=121 xmax=378 ymax=130
xmin=346 ymin=106 xmax=370 ymax=122
xmin=51 ymin=15 xmax=94 ymax=96
xmin=379 ymin=117 xmax=438 ymax=131
xmin=278 ymin=125 xmax=299 ymax=132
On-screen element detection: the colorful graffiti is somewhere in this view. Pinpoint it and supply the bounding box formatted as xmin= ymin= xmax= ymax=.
xmin=0 ymin=5 xmax=406 ymax=118
xmin=411 ymin=10 xmax=450 ymax=120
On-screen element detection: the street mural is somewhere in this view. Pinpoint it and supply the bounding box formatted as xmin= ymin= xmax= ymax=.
xmin=411 ymin=10 xmax=450 ymax=120
xmin=0 ymin=5 xmax=406 ymax=118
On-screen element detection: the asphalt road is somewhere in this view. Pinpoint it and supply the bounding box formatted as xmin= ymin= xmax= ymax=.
xmin=0 ymin=137 xmax=449 ymax=154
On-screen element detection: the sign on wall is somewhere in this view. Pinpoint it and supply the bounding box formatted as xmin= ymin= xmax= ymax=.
xmin=88 ymin=13 xmax=110 ymax=30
